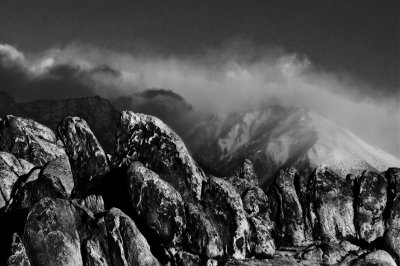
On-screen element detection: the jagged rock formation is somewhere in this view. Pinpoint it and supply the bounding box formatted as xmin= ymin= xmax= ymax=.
xmin=354 ymin=170 xmax=387 ymax=243
xmin=203 ymin=177 xmax=250 ymax=259
xmin=127 ymin=161 xmax=186 ymax=249
xmin=305 ymin=167 xmax=356 ymax=243
xmin=115 ymin=111 xmax=206 ymax=201
xmin=268 ymin=168 xmax=311 ymax=247
xmin=0 ymin=113 xmax=399 ymax=265
xmin=104 ymin=208 xmax=160 ymax=266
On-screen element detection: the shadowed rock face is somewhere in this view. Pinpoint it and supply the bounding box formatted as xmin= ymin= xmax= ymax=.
xmin=41 ymin=156 xmax=73 ymax=195
xmin=115 ymin=111 xmax=206 ymax=201
xmin=104 ymin=208 xmax=160 ymax=266
xmin=127 ymin=161 xmax=186 ymax=248
xmin=7 ymin=233 xmax=30 ymax=266
xmin=10 ymin=171 xmax=68 ymax=211
xmin=184 ymin=203 xmax=224 ymax=259
xmin=384 ymin=168 xmax=400 ymax=264
xmin=268 ymin=168 xmax=311 ymax=247
xmin=203 ymin=177 xmax=250 ymax=259
xmin=355 ymin=170 xmax=387 ymax=243
xmin=57 ymin=116 xmax=110 ymax=197
xmin=0 ymin=115 xmax=66 ymax=166
xmin=305 ymin=167 xmax=355 ymax=243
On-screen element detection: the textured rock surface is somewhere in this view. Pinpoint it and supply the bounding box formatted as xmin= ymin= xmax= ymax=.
xmin=7 ymin=233 xmax=30 ymax=266
xmin=175 ymin=251 xmax=202 ymax=266
xmin=10 ymin=170 xmax=68 ymax=211
xmin=203 ymin=177 xmax=249 ymax=259
xmin=296 ymin=241 xmax=361 ymax=265
xmin=355 ymin=170 xmax=387 ymax=243
xmin=0 ymin=115 xmax=66 ymax=166
xmin=115 ymin=111 xmax=206 ymax=201
xmin=0 ymin=152 xmax=34 ymax=177
xmin=305 ymin=167 xmax=355 ymax=242
xmin=384 ymin=168 xmax=400 ymax=264
xmin=24 ymin=198 xmax=83 ymax=266
xmin=41 ymin=156 xmax=73 ymax=195
xmin=269 ymin=168 xmax=311 ymax=247
xmin=184 ymin=203 xmax=223 ymax=258
xmin=104 ymin=208 xmax=160 ymax=266
xmin=241 ymin=186 xmax=275 ymax=258
xmin=127 ymin=161 xmax=186 ymax=248
xmin=57 ymin=116 xmax=110 ymax=197
xmin=0 ymin=153 xmax=22 ymax=207
xmin=236 ymin=159 xmax=259 ymax=186
xmin=79 ymin=194 xmax=105 ymax=214
xmin=352 ymin=250 xmax=396 ymax=266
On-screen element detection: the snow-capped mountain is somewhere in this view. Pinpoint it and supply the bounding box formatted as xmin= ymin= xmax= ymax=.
xmin=189 ymin=106 xmax=400 ymax=188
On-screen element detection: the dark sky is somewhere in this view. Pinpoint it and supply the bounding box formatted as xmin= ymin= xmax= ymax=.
xmin=0 ymin=0 xmax=399 ymax=96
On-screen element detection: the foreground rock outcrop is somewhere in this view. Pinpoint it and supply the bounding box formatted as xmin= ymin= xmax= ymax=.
xmin=115 ymin=111 xmax=206 ymax=201
xmin=0 ymin=115 xmax=66 ymax=166
xmin=57 ymin=116 xmax=110 ymax=197
xmin=0 ymin=113 xmax=399 ymax=266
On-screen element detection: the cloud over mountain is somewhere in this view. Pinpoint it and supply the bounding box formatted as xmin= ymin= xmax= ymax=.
xmin=0 ymin=42 xmax=398 ymax=157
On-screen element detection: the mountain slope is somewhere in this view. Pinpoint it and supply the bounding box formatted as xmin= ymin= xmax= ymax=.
xmin=189 ymin=106 xmax=400 ymax=187
xmin=0 ymin=92 xmax=119 ymax=153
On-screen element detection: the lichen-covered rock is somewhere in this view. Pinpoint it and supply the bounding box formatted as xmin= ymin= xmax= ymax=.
xmin=24 ymin=198 xmax=83 ymax=266
xmin=42 ymin=156 xmax=74 ymax=195
xmin=269 ymin=168 xmax=311 ymax=247
xmin=355 ymin=170 xmax=387 ymax=243
xmin=184 ymin=203 xmax=223 ymax=258
xmin=115 ymin=111 xmax=206 ymax=201
xmin=305 ymin=167 xmax=355 ymax=242
xmin=10 ymin=171 xmax=68 ymax=211
xmin=104 ymin=208 xmax=160 ymax=266
xmin=57 ymin=116 xmax=110 ymax=197
xmin=203 ymin=177 xmax=249 ymax=259
xmin=79 ymin=194 xmax=105 ymax=214
xmin=7 ymin=233 xmax=30 ymax=266
xmin=0 ymin=115 xmax=66 ymax=166
xmin=351 ymin=250 xmax=396 ymax=266
xmin=127 ymin=161 xmax=186 ymax=248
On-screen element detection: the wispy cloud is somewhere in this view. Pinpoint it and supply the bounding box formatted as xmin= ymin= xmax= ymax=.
xmin=0 ymin=42 xmax=398 ymax=156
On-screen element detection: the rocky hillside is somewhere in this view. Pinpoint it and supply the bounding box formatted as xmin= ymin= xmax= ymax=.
xmin=0 ymin=113 xmax=399 ymax=265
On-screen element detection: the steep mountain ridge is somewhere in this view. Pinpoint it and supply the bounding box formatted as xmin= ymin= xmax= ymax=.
xmin=191 ymin=107 xmax=400 ymax=187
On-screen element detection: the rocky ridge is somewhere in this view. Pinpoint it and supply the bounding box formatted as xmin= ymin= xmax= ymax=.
xmin=0 ymin=113 xmax=399 ymax=265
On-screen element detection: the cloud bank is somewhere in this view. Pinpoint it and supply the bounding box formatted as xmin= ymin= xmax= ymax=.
xmin=0 ymin=42 xmax=398 ymax=157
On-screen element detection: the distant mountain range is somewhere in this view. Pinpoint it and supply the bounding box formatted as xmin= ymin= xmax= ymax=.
xmin=1 ymin=90 xmax=398 ymax=188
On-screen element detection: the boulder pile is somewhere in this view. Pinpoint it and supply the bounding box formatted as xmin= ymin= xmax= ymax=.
xmin=0 ymin=112 xmax=399 ymax=265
